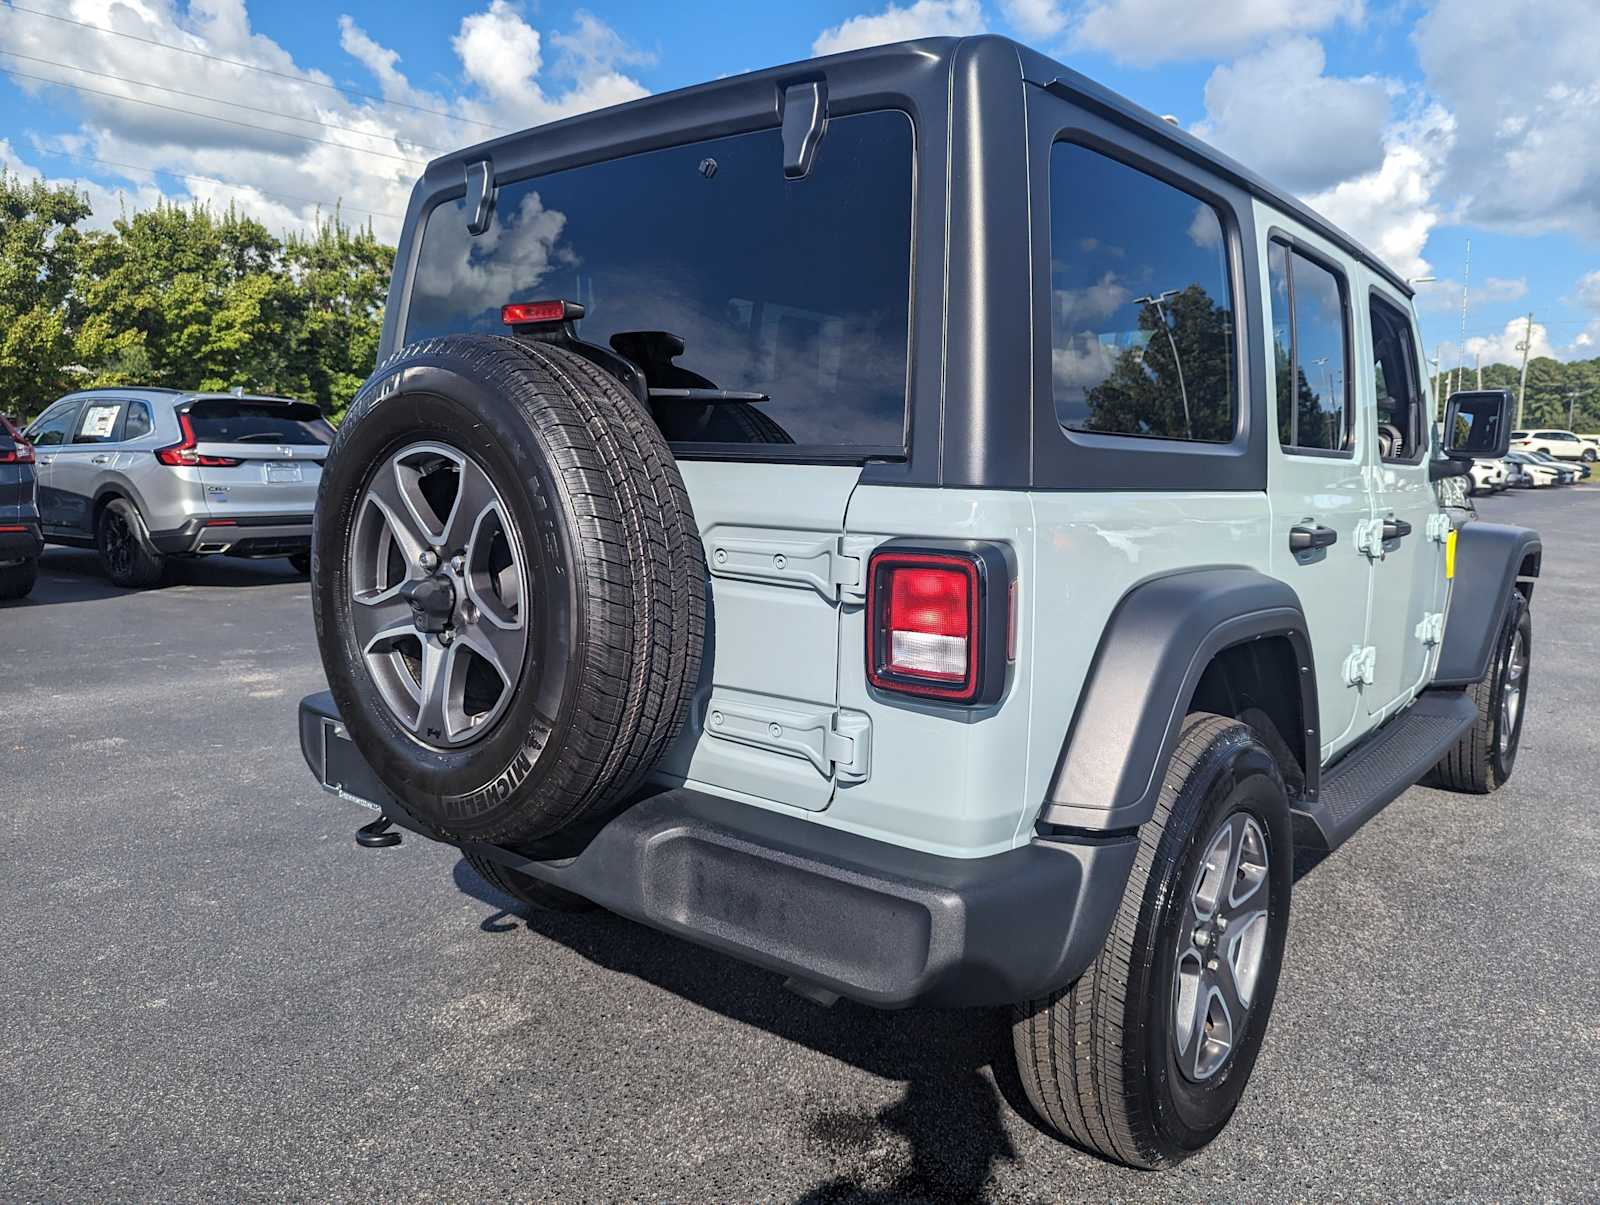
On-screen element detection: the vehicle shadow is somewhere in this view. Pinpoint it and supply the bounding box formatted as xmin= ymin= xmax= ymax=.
xmin=453 ymin=858 xmax=1038 ymax=1199
xmin=26 ymin=547 xmax=304 ymax=604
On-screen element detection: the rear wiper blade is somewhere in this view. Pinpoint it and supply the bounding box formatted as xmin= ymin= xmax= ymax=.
xmin=648 ymin=388 xmax=770 ymax=404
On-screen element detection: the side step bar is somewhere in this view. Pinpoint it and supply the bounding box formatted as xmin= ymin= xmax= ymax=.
xmin=1292 ymin=690 xmax=1477 ymax=851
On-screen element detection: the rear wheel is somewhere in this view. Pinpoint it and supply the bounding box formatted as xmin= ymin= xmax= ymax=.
xmin=1582 ymin=447 xmax=1595 ymax=463
xmin=1430 ymin=594 xmax=1530 ymax=793
xmin=0 ymin=557 xmax=37 ymax=600
xmin=1012 ymin=715 xmax=1293 ymax=1168
xmin=97 ymin=498 xmax=165 ymax=588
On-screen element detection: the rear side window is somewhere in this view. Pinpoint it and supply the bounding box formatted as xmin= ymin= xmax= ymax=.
xmin=74 ymin=400 xmax=125 ymax=444
xmin=188 ymin=401 xmax=332 ymax=446
xmin=123 ymin=401 xmax=153 ymax=440
xmin=1267 ymin=240 xmax=1351 ymax=454
xmin=405 ymin=110 xmax=914 ymax=453
xmin=1369 ymin=294 xmax=1425 ymax=462
xmin=1048 ymin=142 xmax=1237 ymax=443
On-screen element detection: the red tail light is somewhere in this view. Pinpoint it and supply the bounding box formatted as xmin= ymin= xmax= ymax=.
xmin=0 ymin=441 xmax=32 ymax=465
xmin=502 ymin=299 xmax=585 ymax=326
xmin=867 ymin=546 xmax=1010 ymax=704
xmin=155 ymin=414 xmax=242 ymax=467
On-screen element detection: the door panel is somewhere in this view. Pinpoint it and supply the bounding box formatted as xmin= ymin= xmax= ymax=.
xmin=664 ymin=461 xmax=859 ymax=812
xmin=53 ymin=398 xmax=126 ymax=536
xmin=26 ymin=400 xmax=82 ymax=532
xmin=1256 ymin=208 xmax=1375 ymax=761
xmin=1364 ymin=283 xmax=1446 ymax=716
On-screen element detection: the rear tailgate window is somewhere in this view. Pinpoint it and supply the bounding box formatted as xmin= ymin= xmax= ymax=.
xmin=404 ymin=110 xmax=914 ymax=455
xmin=188 ymin=401 xmax=333 ymax=447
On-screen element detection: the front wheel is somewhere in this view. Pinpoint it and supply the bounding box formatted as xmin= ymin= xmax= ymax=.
xmin=1430 ymin=595 xmax=1530 ymax=793
xmin=1582 ymin=448 xmax=1595 ymax=463
xmin=1012 ymin=714 xmax=1293 ymax=1168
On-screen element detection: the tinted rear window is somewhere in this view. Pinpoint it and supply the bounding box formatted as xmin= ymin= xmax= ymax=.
xmin=189 ymin=401 xmax=332 ymax=446
xmin=405 ymin=110 xmax=914 ymax=452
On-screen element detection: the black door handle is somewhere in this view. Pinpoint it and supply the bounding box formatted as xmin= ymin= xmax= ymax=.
xmin=1382 ymin=517 xmax=1413 ymax=541
xmin=1289 ymin=523 xmax=1338 ymax=552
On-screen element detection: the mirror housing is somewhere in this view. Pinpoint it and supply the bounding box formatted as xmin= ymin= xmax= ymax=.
xmin=1442 ymin=389 xmax=1512 ymax=461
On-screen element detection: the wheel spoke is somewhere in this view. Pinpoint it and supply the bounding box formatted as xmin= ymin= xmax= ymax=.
xmin=351 ymin=585 xmax=415 ymax=653
xmin=413 ymin=637 xmax=460 ymax=743
xmin=1225 ymin=815 xmax=1268 ymax=909
xmin=458 ymin=620 xmax=522 ymax=689
xmin=363 ymin=464 xmax=433 ymax=567
xmin=1224 ymin=909 xmax=1270 ymax=1008
xmin=444 ymin=456 xmax=504 ymax=558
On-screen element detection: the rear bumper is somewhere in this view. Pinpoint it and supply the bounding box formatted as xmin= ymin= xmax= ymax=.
xmin=0 ymin=519 xmax=43 ymax=562
xmin=151 ymin=514 xmax=312 ymax=556
xmin=297 ymin=692 xmax=1136 ymax=1009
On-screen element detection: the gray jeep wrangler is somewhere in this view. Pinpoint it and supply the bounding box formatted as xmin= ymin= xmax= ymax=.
xmin=298 ymin=36 xmax=1540 ymax=1167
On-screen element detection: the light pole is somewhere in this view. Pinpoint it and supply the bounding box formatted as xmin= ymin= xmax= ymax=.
xmin=1135 ymin=289 xmax=1189 ymax=438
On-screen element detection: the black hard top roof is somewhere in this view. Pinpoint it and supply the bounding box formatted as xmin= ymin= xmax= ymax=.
xmin=424 ymin=35 xmax=1412 ymax=300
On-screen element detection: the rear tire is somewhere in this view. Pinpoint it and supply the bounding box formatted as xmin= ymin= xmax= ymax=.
xmin=464 ymin=850 xmax=595 ymax=913
xmin=1012 ymin=715 xmax=1293 ymax=1168
xmin=1583 ymin=448 xmax=1595 ymax=463
xmin=97 ymin=499 xmax=165 ymax=588
xmin=1430 ymin=594 xmax=1530 ymax=793
xmin=0 ymin=557 xmax=37 ymax=600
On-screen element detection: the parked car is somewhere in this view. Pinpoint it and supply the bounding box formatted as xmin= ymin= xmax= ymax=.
xmin=294 ymin=37 xmax=1539 ymax=1170
xmin=1467 ymin=457 xmax=1508 ymax=494
xmin=1510 ymin=428 xmax=1596 ymax=461
xmin=1506 ymin=450 xmax=1561 ymax=486
xmin=1526 ymin=450 xmax=1586 ymax=482
xmin=0 ymin=414 xmax=42 ymax=600
xmin=24 ymin=388 xmax=330 ymax=587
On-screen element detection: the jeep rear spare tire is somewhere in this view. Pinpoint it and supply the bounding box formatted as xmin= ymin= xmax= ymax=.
xmin=313 ymin=335 xmax=706 ymax=846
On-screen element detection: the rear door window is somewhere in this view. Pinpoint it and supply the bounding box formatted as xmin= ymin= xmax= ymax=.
xmin=187 ymin=401 xmax=332 ymax=446
xmin=1047 ymin=142 xmax=1238 ymax=443
xmin=405 ymin=110 xmax=914 ymax=453
xmin=123 ymin=401 xmax=153 ymax=440
xmin=1369 ymin=294 xmax=1426 ymax=462
xmin=1266 ymin=240 xmax=1352 ymax=454
xmin=74 ymin=400 xmax=125 ymax=444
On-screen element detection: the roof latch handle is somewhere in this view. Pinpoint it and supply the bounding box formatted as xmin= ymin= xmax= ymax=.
xmin=779 ymin=80 xmax=828 ymax=180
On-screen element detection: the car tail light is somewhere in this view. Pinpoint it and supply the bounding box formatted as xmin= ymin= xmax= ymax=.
xmin=866 ymin=545 xmax=1012 ymax=704
xmin=155 ymin=414 xmax=242 ymax=467
xmin=0 ymin=441 xmax=32 ymax=465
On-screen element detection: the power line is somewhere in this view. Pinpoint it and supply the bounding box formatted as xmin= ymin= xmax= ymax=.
xmin=3 ymin=2 xmax=510 ymax=134
xmin=0 ymin=48 xmax=450 ymax=154
xmin=24 ymin=144 xmax=405 ymax=221
xmin=0 ymin=65 xmax=429 ymax=166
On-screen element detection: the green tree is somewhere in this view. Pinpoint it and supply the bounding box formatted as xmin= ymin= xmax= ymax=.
xmin=281 ymin=215 xmax=393 ymax=418
xmin=0 ymin=170 xmax=91 ymax=420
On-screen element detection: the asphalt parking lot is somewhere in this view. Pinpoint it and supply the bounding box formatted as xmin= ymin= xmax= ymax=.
xmin=3 ymin=487 xmax=1598 ymax=1201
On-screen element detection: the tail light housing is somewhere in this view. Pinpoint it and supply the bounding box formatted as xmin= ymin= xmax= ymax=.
xmin=866 ymin=542 xmax=1013 ymax=705
xmin=155 ymin=413 xmax=242 ymax=467
xmin=0 ymin=441 xmax=32 ymax=465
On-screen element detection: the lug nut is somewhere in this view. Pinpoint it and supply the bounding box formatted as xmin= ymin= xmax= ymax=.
xmin=1194 ymin=927 xmax=1210 ymax=948
xmin=1206 ymin=957 xmax=1219 ymax=972
xmin=451 ymin=554 xmax=465 ymax=574
xmin=1216 ymin=916 xmax=1229 ymax=930
xmin=419 ymin=550 xmax=438 ymax=572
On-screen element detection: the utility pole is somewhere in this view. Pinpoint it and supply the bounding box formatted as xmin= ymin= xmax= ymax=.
xmin=1515 ymin=311 xmax=1534 ymax=430
xmin=1433 ymin=343 xmax=1445 ymax=410
xmin=1566 ymin=388 xmax=1581 ymax=430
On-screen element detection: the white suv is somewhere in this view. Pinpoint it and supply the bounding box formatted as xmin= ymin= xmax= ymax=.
xmin=1511 ymin=428 xmax=1596 ymax=462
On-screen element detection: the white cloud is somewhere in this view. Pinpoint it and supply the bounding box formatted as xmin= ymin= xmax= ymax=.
xmin=453 ymin=0 xmax=543 ymax=99
xmin=1000 ymin=0 xmax=1068 ymax=41
xmin=1300 ymin=102 xmax=1453 ymax=284
xmin=1193 ymin=37 xmax=1390 ymax=194
xmin=1573 ymin=270 xmax=1600 ymax=312
xmin=1413 ymin=0 xmax=1600 ymax=238
xmin=1071 ymin=0 xmax=1363 ymax=66
xmin=1445 ymin=317 xmax=1554 ymax=368
xmin=1414 ymin=274 xmax=1529 ymax=314
xmin=813 ymin=0 xmax=984 ymax=57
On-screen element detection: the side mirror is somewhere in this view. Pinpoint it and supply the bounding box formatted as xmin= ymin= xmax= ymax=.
xmin=1442 ymin=389 xmax=1512 ymax=461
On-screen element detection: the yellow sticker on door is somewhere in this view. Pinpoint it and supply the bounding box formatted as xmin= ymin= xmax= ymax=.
xmin=1445 ymin=528 xmax=1457 ymax=579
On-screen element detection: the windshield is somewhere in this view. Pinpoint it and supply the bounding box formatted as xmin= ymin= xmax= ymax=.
xmin=405 ymin=110 xmax=914 ymax=452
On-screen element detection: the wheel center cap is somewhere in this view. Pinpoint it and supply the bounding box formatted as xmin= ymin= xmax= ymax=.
xmin=399 ymin=573 xmax=456 ymax=634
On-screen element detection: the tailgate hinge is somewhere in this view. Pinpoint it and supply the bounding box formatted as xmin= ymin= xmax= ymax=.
xmin=705 ymin=696 xmax=872 ymax=783
xmin=1414 ymin=611 xmax=1445 ymax=646
xmin=1426 ymin=513 xmax=1452 ymax=543
xmin=706 ymin=533 xmax=873 ymax=602
xmin=1343 ymin=644 xmax=1377 ymax=687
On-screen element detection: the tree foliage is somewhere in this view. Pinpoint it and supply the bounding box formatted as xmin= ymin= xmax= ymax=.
xmin=0 ymin=172 xmax=392 ymax=422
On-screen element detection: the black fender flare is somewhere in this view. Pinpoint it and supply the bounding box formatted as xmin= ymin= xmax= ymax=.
xmin=1039 ymin=567 xmax=1318 ymax=832
xmin=1432 ymin=522 xmax=1541 ymax=688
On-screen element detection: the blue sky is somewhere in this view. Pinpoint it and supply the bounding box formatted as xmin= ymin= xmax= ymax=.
xmin=3 ymin=0 xmax=1598 ymax=371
